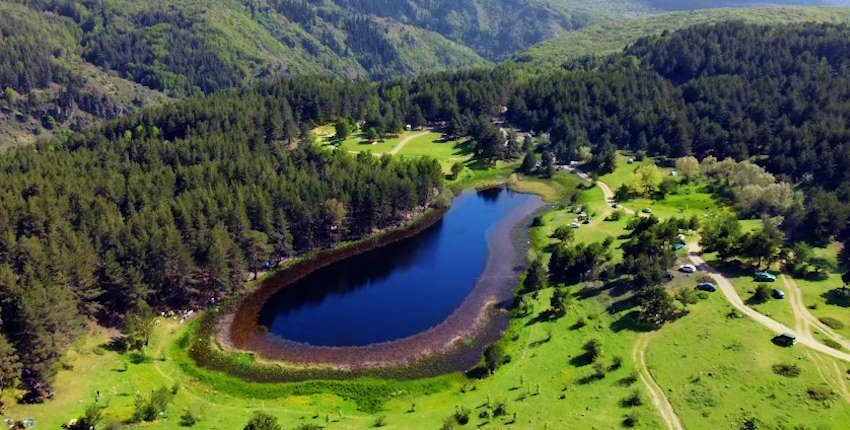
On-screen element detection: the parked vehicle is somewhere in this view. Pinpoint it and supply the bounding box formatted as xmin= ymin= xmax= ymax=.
xmin=772 ymin=288 xmax=785 ymax=299
xmin=773 ymin=332 xmax=797 ymax=347
xmin=696 ymin=282 xmax=717 ymax=292
xmin=679 ymin=264 xmax=697 ymax=273
xmin=755 ymin=271 xmax=777 ymax=282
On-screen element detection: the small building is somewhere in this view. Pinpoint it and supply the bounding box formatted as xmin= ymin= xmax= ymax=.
xmin=773 ymin=332 xmax=797 ymax=347
xmin=670 ymin=170 xmax=678 ymax=177
xmin=772 ymin=288 xmax=785 ymax=299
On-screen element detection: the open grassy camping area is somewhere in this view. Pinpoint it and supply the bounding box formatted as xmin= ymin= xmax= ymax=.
xmin=313 ymin=125 xmax=474 ymax=174
xmin=7 ymin=150 xmax=849 ymax=430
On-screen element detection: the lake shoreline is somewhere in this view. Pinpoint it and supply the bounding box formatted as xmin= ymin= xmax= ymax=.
xmin=214 ymin=187 xmax=545 ymax=378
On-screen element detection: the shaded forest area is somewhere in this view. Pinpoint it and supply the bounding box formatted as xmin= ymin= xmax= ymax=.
xmin=3 ymin=22 xmax=850 ymax=400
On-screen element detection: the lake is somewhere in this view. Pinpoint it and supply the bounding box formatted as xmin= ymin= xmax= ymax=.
xmin=256 ymin=187 xmax=540 ymax=347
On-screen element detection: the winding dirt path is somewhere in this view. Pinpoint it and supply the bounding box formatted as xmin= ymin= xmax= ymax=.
xmin=390 ymin=131 xmax=428 ymax=155
xmin=686 ymin=244 xmax=850 ymax=362
xmin=632 ymin=333 xmax=685 ymax=430
xmin=782 ymin=275 xmax=850 ymax=351
xmin=566 ymin=168 xmax=681 ymax=429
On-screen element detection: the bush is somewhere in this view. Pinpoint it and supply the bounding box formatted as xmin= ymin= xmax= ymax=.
xmin=454 ymin=406 xmax=471 ymax=425
xmin=180 ymin=410 xmax=197 ymax=427
xmin=621 ymin=390 xmax=643 ymax=407
xmin=532 ymin=216 xmax=544 ymax=227
xmin=243 ymin=412 xmax=281 ymax=430
xmin=484 ymin=343 xmax=507 ymax=372
xmin=807 ymin=386 xmax=836 ymax=402
xmin=592 ymin=361 xmax=607 ymax=379
xmin=374 ymin=415 xmax=387 ymax=427
xmin=823 ymin=338 xmax=843 ymax=350
xmin=133 ymin=386 xmax=174 ymax=422
xmin=492 ymin=399 xmax=507 ymax=417
xmin=676 ymin=288 xmax=700 ymax=305
xmin=583 ymin=339 xmax=603 ymax=363
xmin=609 ymin=356 xmax=623 ymax=371
xmin=819 ymin=317 xmax=845 ymax=330
xmin=606 ymin=210 xmax=623 ymax=222
xmin=772 ymin=363 xmax=801 ymax=377
xmin=441 ymin=418 xmax=456 ymax=430
xmin=750 ymin=284 xmax=772 ymax=304
xmin=622 ymin=411 xmax=640 ymax=427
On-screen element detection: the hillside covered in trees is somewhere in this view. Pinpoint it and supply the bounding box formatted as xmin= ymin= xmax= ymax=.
xmin=4 ymin=17 xmax=850 ymax=401
xmin=4 ymin=0 xmax=846 ymax=145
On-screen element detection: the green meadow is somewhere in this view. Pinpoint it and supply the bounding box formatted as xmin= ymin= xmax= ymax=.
xmin=7 ymin=152 xmax=850 ymax=429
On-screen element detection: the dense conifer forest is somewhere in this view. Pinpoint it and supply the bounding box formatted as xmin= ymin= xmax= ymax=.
xmin=3 ymin=19 xmax=850 ymax=402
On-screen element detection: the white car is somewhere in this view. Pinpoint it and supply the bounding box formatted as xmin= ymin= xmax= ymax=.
xmin=679 ymin=264 xmax=697 ymax=273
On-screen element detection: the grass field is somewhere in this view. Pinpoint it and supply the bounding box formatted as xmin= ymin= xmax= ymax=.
xmin=648 ymin=289 xmax=850 ymax=429
xmin=317 ymin=128 xmax=475 ymax=174
xmin=6 ymin=152 xmax=850 ymax=429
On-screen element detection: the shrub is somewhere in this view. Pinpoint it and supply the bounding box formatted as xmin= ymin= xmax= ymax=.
xmin=750 ymin=284 xmax=772 ymax=304
xmin=243 ymin=412 xmax=281 ymax=430
xmin=492 ymin=399 xmax=507 ymax=417
xmin=618 ymin=373 xmax=638 ymax=386
xmin=771 ymin=363 xmax=801 ymax=377
xmin=622 ymin=411 xmax=639 ymax=427
xmin=180 ymin=410 xmax=197 ymax=427
xmin=807 ymin=386 xmax=836 ymax=401
xmin=133 ymin=386 xmax=174 ymax=422
xmin=606 ymin=210 xmax=623 ymax=221
xmin=441 ymin=418 xmax=456 ymax=430
xmin=484 ymin=343 xmax=507 ymax=372
xmin=592 ymin=361 xmax=607 ymax=379
xmin=819 ymin=317 xmax=845 ymax=330
xmin=583 ymin=339 xmax=603 ymax=363
xmin=676 ymin=288 xmax=700 ymax=305
xmin=454 ymin=405 xmax=471 ymax=425
xmin=532 ymin=216 xmax=544 ymax=227
xmin=374 ymin=415 xmax=387 ymax=427
xmin=823 ymin=338 xmax=843 ymax=350
xmin=609 ymin=356 xmax=623 ymax=372
xmin=620 ymin=390 xmax=643 ymax=408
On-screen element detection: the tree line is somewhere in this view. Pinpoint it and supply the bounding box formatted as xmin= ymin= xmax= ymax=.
xmin=3 ymin=20 xmax=850 ymax=399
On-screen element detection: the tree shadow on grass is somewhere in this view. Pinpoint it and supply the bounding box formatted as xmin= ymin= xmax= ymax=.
xmin=822 ymin=288 xmax=850 ymax=307
xmin=569 ymin=352 xmax=594 ymax=367
xmin=525 ymin=309 xmax=557 ymax=326
xmin=607 ymin=294 xmax=641 ymax=315
xmin=101 ymin=337 xmax=127 ymax=353
xmin=610 ymin=310 xmax=655 ymax=333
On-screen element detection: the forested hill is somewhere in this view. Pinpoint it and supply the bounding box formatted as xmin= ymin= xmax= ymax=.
xmin=513 ymin=6 xmax=850 ymax=69
xmin=3 ymin=22 xmax=850 ymax=397
xmin=5 ymin=1 xmax=850 ymax=147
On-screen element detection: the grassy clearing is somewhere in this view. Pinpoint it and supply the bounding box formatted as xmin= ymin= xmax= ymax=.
xmin=316 ymin=126 xmax=474 ymax=174
xmin=792 ymin=243 xmax=850 ymax=340
xmin=7 ymin=152 xmax=847 ymax=429
xmin=647 ymin=290 xmax=850 ymax=428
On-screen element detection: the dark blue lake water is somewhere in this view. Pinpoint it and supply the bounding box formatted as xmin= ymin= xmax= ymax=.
xmin=257 ymin=188 xmax=537 ymax=347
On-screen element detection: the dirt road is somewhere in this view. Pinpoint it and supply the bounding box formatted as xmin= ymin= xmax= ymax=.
xmin=390 ymin=131 xmax=428 ymax=155
xmin=632 ymin=333 xmax=685 ymax=430
xmin=687 ymin=244 xmax=850 ymax=362
xmin=566 ymin=168 xmax=682 ymax=429
xmin=782 ymin=275 xmax=850 ymax=351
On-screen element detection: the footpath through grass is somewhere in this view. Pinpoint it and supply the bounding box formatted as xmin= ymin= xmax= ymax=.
xmin=6 ymin=154 xmax=849 ymax=429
